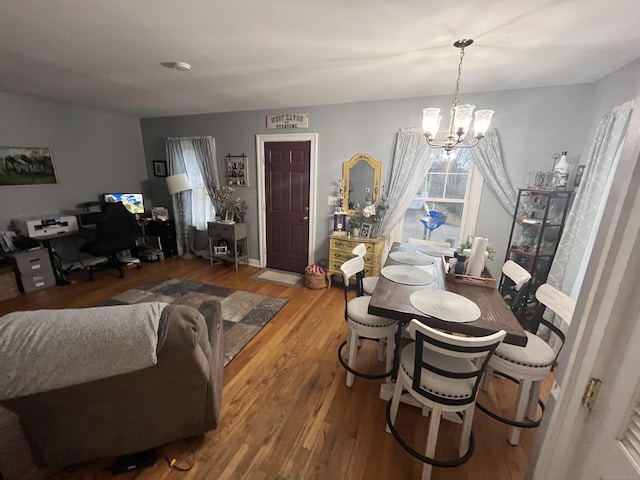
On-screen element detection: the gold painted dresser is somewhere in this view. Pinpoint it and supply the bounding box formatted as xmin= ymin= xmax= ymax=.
xmin=326 ymin=234 xmax=385 ymax=286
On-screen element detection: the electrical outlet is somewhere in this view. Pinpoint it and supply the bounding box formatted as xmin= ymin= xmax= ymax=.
xmin=328 ymin=196 xmax=337 ymax=206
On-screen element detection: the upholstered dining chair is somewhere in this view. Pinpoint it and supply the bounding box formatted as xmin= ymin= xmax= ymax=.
xmin=501 ymin=260 xmax=532 ymax=311
xmin=477 ymin=283 xmax=576 ymax=445
xmin=386 ymin=319 xmax=506 ymax=480
xmin=351 ymin=242 xmax=379 ymax=295
xmin=338 ymin=256 xmax=398 ymax=387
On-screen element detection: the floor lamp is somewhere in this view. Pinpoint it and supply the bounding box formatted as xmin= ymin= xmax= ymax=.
xmin=166 ymin=173 xmax=194 ymax=259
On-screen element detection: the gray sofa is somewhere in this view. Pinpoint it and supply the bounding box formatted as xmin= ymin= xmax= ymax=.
xmin=0 ymin=300 xmax=224 ymax=469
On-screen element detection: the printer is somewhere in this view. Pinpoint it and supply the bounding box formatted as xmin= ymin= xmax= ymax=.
xmin=14 ymin=215 xmax=79 ymax=238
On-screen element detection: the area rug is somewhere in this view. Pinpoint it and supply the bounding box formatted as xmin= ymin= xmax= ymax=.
xmin=98 ymin=276 xmax=288 ymax=366
xmin=250 ymin=268 xmax=304 ymax=287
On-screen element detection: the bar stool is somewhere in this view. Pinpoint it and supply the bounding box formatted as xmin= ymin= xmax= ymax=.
xmin=337 ymin=256 xmax=398 ymax=387
xmin=386 ymin=319 xmax=506 ymax=480
xmin=477 ymin=283 xmax=576 ymax=445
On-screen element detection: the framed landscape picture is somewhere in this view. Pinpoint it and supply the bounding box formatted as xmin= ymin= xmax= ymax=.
xmin=0 ymin=146 xmax=58 ymax=186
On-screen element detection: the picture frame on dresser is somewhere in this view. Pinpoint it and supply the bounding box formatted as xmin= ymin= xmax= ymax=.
xmin=359 ymin=223 xmax=371 ymax=239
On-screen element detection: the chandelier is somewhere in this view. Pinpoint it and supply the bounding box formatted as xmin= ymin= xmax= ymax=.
xmin=422 ymin=39 xmax=494 ymax=153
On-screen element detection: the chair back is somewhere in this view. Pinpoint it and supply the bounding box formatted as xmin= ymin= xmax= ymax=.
xmin=534 ymin=284 xmax=576 ymax=352
xmin=339 ymin=256 xmax=365 ymax=318
xmin=407 ymin=238 xmax=451 ymax=248
xmin=94 ymin=202 xmax=139 ymax=254
xmin=502 ymin=260 xmax=531 ymax=292
xmin=408 ymin=319 xmax=506 ymax=407
xmin=351 ymin=243 xmax=367 ymax=257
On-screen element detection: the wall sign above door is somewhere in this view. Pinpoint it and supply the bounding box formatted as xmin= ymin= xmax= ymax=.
xmin=266 ymin=113 xmax=309 ymax=129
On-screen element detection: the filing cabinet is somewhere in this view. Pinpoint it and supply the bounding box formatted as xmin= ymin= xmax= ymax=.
xmin=7 ymin=248 xmax=56 ymax=293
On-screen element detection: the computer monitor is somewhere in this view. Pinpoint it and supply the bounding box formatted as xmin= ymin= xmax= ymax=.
xmin=102 ymin=193 xmax=145 ymax=216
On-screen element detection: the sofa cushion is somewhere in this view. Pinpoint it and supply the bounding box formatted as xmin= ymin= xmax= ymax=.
xmin=0 ymin=302 xmax=169 ymax=400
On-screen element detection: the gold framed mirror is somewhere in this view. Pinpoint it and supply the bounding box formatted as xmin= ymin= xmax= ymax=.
xmin=342 ymin=153 xmax=382 ymax=215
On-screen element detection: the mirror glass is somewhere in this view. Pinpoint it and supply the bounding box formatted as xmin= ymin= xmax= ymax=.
xmin=342 ymin=153 xmax=382 ymax=215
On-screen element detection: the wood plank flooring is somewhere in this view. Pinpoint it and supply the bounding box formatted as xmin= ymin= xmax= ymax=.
xmin=0 ymin=257 xmax=548 ymax=480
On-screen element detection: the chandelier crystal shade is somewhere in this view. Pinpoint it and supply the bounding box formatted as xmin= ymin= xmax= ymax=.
xmin=423 ymin=39 xmax=494 ymax=152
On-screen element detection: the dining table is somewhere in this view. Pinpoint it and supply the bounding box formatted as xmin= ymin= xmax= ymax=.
xmin=368 ymin=242 xmax=528 ymax=403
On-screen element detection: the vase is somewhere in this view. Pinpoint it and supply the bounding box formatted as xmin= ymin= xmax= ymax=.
xmin=352 ymin=227 xmax=360 ymax=237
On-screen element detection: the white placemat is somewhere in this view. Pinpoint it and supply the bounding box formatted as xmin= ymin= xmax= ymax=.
xmin=380 ymin=265 xmax=435 ymax=285
xmin=389 ymin=250 xmax=435 ymax=266
xmin=409 ymin=290 xmax=481 ymax=323
xmin=418 ymin=246 xmax=454 ymax=257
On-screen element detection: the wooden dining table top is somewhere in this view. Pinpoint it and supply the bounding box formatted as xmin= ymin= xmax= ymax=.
xmin=368 ymin=242 xmax=528 ymax=347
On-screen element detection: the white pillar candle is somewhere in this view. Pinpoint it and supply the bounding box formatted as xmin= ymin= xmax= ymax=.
xmin=466 ymin=236 xmax=488 ymax=277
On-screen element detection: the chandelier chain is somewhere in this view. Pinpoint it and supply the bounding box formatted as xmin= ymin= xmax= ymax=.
xmin=451 ymin=45 xmax=465 ymax=113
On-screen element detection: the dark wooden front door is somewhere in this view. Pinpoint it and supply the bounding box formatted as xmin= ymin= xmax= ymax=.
xmin=264 ymin=141 xmax=311 ymax=273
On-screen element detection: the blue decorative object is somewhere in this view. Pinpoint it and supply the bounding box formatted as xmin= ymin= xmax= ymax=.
xmin=420 ymin=210 xmax=446 ymax=240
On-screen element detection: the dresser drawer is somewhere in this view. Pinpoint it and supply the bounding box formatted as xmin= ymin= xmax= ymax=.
xmin=20 ymin=270 xmax=56 ymax=293
xmin=329 ymin=259 xmax=375 ymax=278
xmin=9 ymin=249 xmax=53 ymax=276
xmin=330 ymin=238 xmax=376 ymax=254
xmin=207 ymin=222 xmax=246 ymax=239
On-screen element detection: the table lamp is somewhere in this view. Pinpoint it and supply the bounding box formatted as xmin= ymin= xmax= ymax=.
xmin=166 ymin=173 xmax=194 ymax=259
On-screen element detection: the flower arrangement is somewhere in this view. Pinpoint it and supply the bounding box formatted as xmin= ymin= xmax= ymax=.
xmin=349 ymin=197 xmax=389 ymax=231
xmin=232 ymin=197 xmax=248 ymax=223
xmin=212 ymin=183 xmax=234 ymax=217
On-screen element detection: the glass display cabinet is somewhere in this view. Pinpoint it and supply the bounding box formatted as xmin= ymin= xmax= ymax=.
xmin=500 ymin=188 xmax=573 ymax=330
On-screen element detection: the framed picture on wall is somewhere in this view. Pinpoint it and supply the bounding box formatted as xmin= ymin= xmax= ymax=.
xmin=0 ymin=145 xmax=58 ymax=186
xmin=153 ymin=160 xmax=168 ymax=177
xmin=226 ymin=154 xmax=248 ymax=186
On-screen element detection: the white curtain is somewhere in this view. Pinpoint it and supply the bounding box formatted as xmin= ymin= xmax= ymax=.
xmin=378 ymin=128 xmax=436 ymax=243
xmin=166 ymin=136 xmax=218 ymax=255
xmin=469 ymin=129 xmax=517 ymax=216
xmin=547 ymin=101 xmax=634 ymax=298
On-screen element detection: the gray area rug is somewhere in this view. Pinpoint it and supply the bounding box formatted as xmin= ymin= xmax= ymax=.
xmin=98 ymin=276 xmax=288 ymax=366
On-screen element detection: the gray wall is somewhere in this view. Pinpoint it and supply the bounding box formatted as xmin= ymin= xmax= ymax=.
xmin=0 ymin=91 xmax=146 ymax=230
xmin=141 ymin=83 xmax=593 ymax=270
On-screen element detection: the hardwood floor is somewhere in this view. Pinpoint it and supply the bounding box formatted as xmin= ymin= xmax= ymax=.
xmin=0 ymin=257 xmax=548 ymax=480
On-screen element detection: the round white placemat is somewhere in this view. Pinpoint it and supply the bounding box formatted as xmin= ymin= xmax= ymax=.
xmin=409 ymin=290 xmax=481 ymax=323
xmin=418 ymin=246 xmax=454 ymax=257
xmin=389 ymin=250 xmax=435 ymax=266
xmin=380 ymin=265 xmax=435 ymax=285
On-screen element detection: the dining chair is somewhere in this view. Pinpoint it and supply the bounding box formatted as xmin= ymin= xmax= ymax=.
xmin=501 ymin=260 xmax=532 ymax=311
xmin=351 ymin=242 xmax=379 ymax=295
xmin=386 ymin=319 xmax=506 ymax=480
xmin=477 ymin=283 xmax=576 ymax=445
xmin=338 ymin=255 xmax=398 ymax=387
xmin=407 ymin=238 xmax=452 ymax=248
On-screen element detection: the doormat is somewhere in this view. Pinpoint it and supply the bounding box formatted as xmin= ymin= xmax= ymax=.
xmin=97 ymin=276 xmax=288 ymax=366
xmin=250 ymin=268 xmax=304 ymax=288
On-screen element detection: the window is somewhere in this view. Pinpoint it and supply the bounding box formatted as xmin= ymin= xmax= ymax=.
xmin=401 ymin=149 xmax=483 ymax=247
xmin=180 ymin=141 xmax=215 ymax=229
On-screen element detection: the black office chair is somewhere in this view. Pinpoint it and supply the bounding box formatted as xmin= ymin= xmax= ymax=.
xmin=81 ymin=202 xmax=141 ymax=280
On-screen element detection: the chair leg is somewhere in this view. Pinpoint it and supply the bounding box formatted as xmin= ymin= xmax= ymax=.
xmin=508 ymin=377 xmax=532 ymax=446
xmin=346 ymin=327 xmax=359 ymax=387
xmin=422 ymin=405 xmax=442 ymax=480
xmin=377 ymin=337 xmax=386 ymax=362
xmin=459 ymin=406 xmax=474 ymax=457
xmin=385 ymin=332 xmax=395 ymax=378
xmin=386 ymin=377 xmax=404 ymax=433
xmin=526 ymin=380 xmax=542 ymax=420
xmin=481 ymin=366 xmax=494 ymax=392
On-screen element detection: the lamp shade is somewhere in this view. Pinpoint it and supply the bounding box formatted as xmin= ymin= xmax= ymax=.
xmin=166 ymin=173 xmax=191 ymax=195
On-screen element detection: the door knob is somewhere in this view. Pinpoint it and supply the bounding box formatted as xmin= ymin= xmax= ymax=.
xmin=302 ymin=216 xmax=309 ymax=221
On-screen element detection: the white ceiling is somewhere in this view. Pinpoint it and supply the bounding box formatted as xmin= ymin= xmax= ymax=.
xmin=1 ymin=0 xmax=640 ymax=118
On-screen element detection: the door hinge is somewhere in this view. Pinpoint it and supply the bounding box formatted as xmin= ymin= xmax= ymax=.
xmin=582 ymin=377 xmax=602 ymax=409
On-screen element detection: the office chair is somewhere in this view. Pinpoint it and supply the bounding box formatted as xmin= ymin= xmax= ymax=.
xmin=81 ymin=202 xmax=141 ymax=280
